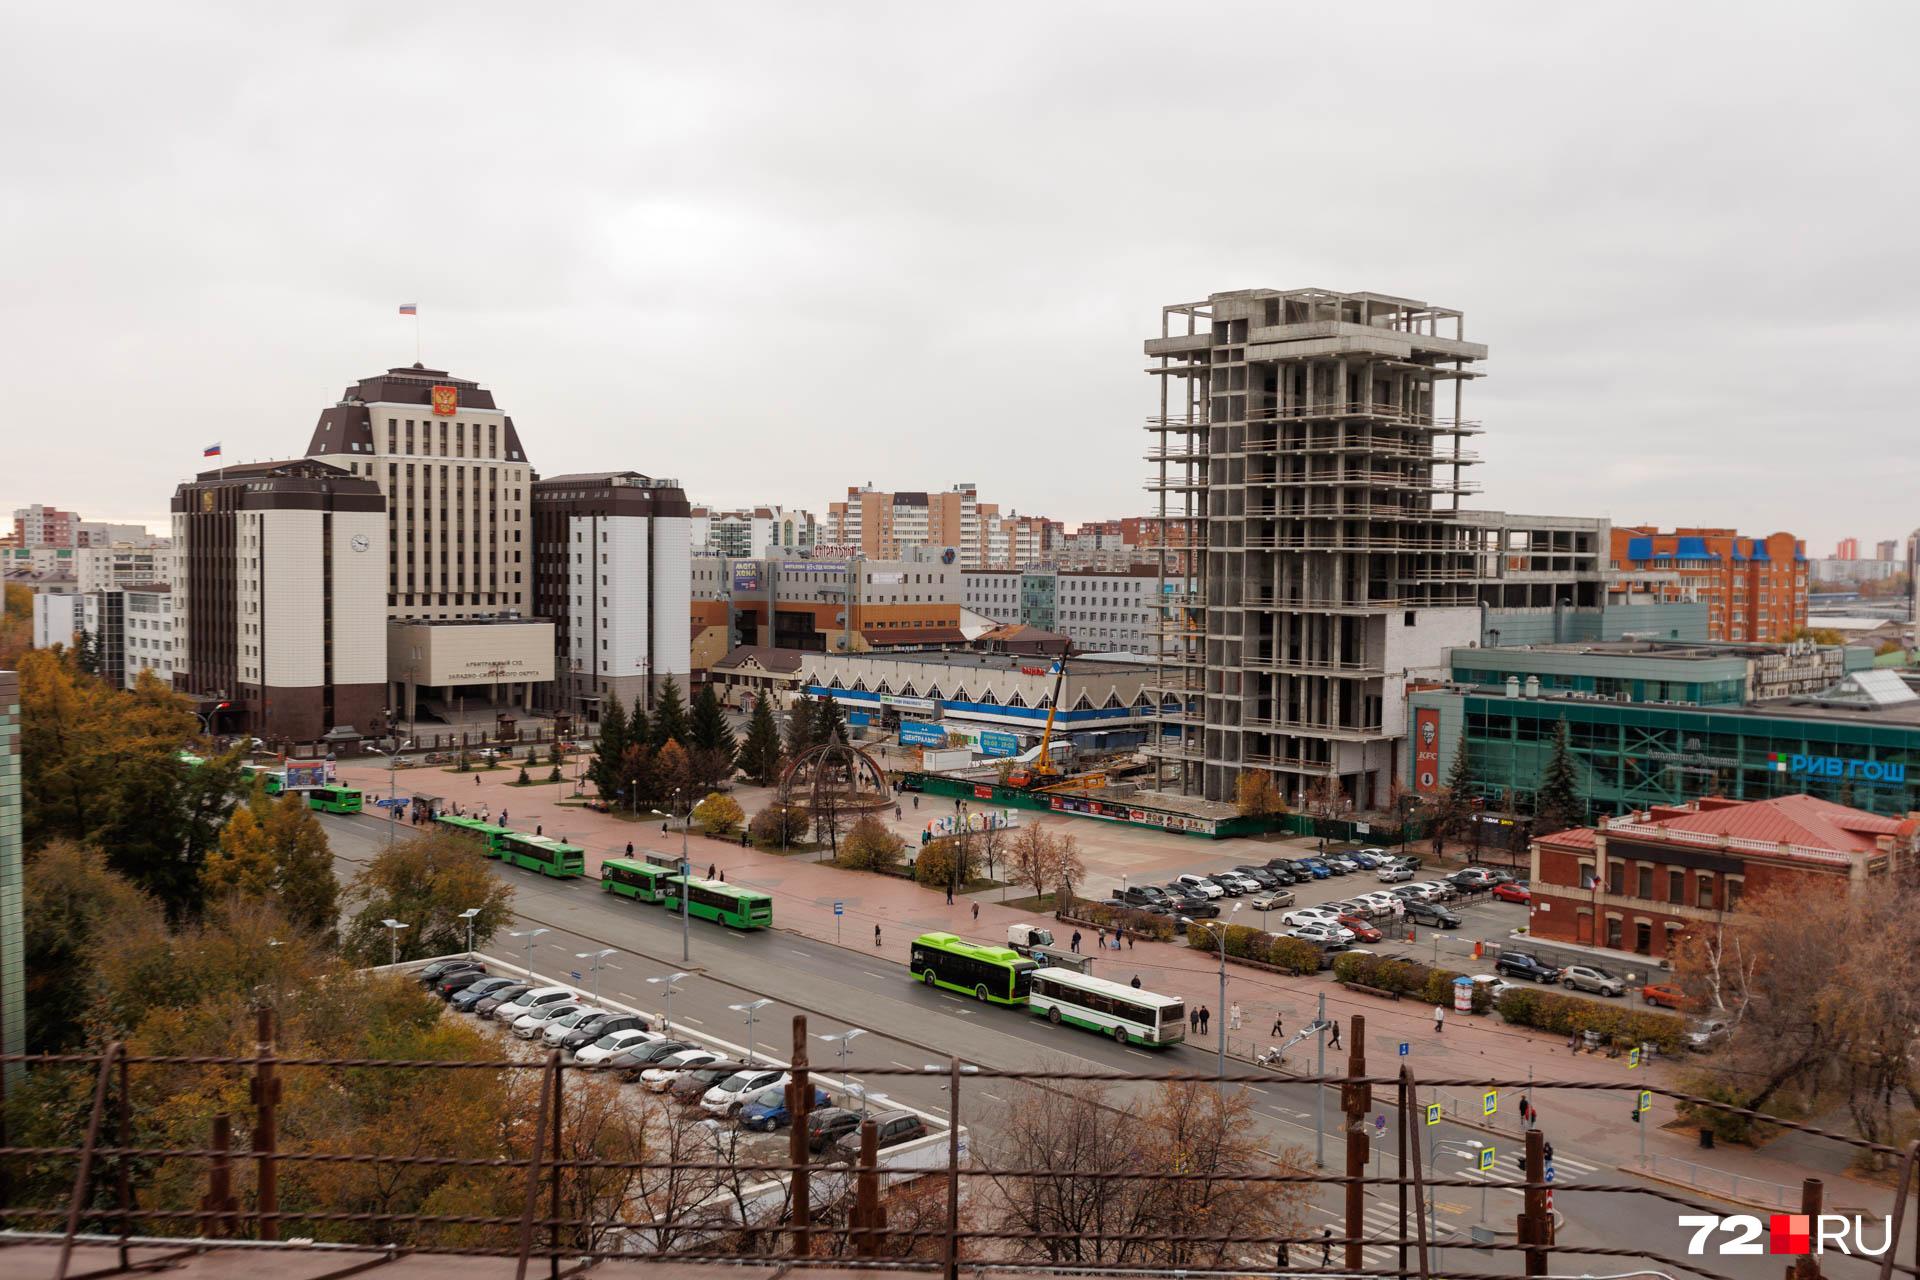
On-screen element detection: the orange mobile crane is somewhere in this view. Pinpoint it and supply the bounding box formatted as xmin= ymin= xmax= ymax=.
xmin=1005 ymin=658 xmax=1070 ymax=790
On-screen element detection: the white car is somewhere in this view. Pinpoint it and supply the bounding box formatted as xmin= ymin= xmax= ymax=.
xmin=1214 ymin=871 xmax=1262 ymax=895
xmin=492 ymin=985 xmax=576 ymax=1023
xmin=1377 ymin=864 xmax=1415 ymax=883
xmin=641 ymin=1048 xmax=721 ymax=1091
xmin=574 ymin=1027 xmax=655 ymax=1066
xmin=1175 ymin=874 xmax=1225 ymax=899
xmin=1287 ymin=922 xmax=1354 ymax=946
xmin=540 ymin=1005 xmax=605 ymax=1047
xmin=1280 ymin=908 xmax=1341 ymax=929
xmin=1352 ymin=892 xmax=1400 ymax=917
xmin=699 ymin=1067 xmax=787 ymax=1117
xmin=512 ymin=1000 xmax=585 ymax=1040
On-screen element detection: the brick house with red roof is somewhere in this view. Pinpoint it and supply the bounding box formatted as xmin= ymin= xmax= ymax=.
xmin=1528 ymin=794 xmax=1919 ymax=958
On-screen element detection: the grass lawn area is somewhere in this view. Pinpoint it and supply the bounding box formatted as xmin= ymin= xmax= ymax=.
xmin=997 ymin=891 xmax=1056 ymax=913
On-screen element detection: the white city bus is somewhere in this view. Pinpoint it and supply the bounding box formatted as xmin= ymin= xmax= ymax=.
xmin=1027 ymin=969 xmax=1186 ymax=1047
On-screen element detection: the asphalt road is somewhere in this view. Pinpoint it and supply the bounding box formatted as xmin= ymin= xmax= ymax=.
xmin=320 ymin=813 xmax=1890 ymax=1279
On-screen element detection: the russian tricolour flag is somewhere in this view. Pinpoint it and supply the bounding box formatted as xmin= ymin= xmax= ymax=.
xmin=398 ymin=303 xmax=417 ymax=315
xmin=203 ymin=443 xmax=222 ymax=458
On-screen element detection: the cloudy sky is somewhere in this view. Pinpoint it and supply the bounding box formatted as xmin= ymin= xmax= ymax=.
xmin=5 ymin=2 xmax=1914 ymax=554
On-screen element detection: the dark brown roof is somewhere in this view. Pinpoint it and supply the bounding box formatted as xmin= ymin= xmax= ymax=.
xmin=712 ymin=645 xmax=806 ymax=675
xmin=303 ymin=366 xmax=528 ymax=463
xmin=861 ymin=626 xmax=968 ymax=647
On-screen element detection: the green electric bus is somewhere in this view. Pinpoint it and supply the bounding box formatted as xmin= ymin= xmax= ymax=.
xmin=1027 ymin=968 xmax=1185 ymax=1047
xmin=910 ymin=932 xmax=1036 ymax=1005
xmin=435 ymin=814 xmax=513 ymax=857
xmin=304 ymin=783 xmax=364 ymax=814
xmin=497 ymin=832 xmax=586 ymax=879
xmin=663 ymin=876 xmax=773 ymax=930
xmin=601 ymin=858 xmax=672 ymax=903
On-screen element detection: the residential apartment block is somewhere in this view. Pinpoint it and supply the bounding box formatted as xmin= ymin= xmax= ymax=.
xmin=690 ymin=504 xmax=816 ymax=558
xmin=824 ymin=483 xmax=1050 ymax=569
xmin=11 ymin=505 xmax=78 ymax=547
xmin=1607 ymin=527 xmax=1807 ymax=642
xmin=963 ymin=568 xmax=1159 ymax=653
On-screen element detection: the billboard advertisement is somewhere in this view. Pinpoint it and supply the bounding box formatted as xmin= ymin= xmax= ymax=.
xmin=978 ymin=730 xmax=1020 ymax=758
xmin=1414 ymin=707 xmax=1442 ymax=793
xmin=899 ymin=721 xmax=948 ymax=747
xmin=285 ymin=759 xmax=334 ymax=790
xmin=732 ymin=562 xmax=763 ymax=592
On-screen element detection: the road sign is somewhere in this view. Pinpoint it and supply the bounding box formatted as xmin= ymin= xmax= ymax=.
xmin=1425 ymin=1103 xmax=1442 ymax=1126
xmin=1375 ymin=1114 xmax=1387 ymax=1134
xmin=1398 ymin=1041 xmax=1410 ymax=1057
xmin=1628 ymin=1046 xmax=1641 ymax=1069
xmin=1544 ymin=1164 xmax=1556 ymax=1184
xmin=569 ymin=970 xmax=582 ymax=981
xmin=1545 ymin=1188 xmax=1554 ymax=1213
xmin=1638 ymin=1089 xmax=1652 ymax=1114
xmin=1482 ymin=1089 xmax=1498 ymax=1116
xmin=1479 ymin=1145 xmax=1496 ymax=1172
xmin=833 ymin=901 xmax=844 ymax=916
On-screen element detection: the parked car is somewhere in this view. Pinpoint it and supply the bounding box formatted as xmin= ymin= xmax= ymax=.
xmin=1494 ymin=952 xmax=1561 ymax=984
xmin=1686 ymin=1018 xmax=1732 ymax=1051
xmin=1287 ymin=923 xmax=1352 ymax=947
xmin=1561 ymin=965 xmax=1626 ymax=997
xmin=828 ymin=1110 xmax=928 ymax=1162
xmin=1175 ymin=874 xmax=1226 ymax=899
xmin=453 ymin=978 xmax=524 ymax=1012
xmin=561 ymin=1012 xmax=648 ymax=1053
xmin=486 ymin=985 xmax=575 ymax=1023
xmin=472 ymin=983 xmax=536 ymax=1019
xmin=1233 ymin=865 xmax=1283 ymax=889
xmin=1449 ymin=868 xmax=1499 ymax=891
xmin=1335 ymin=914 xmax=1383 ymax=943
xmin=1491 ymin=881 xmax=1532 ymax=904
xmin=1376 ymin=863 xmax=1415 ymax=884
xmin=1402 ymin=900 xmax=1463 ymax=929
xmin=1391 ymin=883 xmax=1442 ymax=903
xmin=1412 ymin=881 xmax=1458 ymax=902
xmin=640 ymin=1048 xmax=723 ymax=1090
xmin=540 ymin=1006 xmax=606 ymax=1048
xmin=1165 ymin=893 xmax=1219 ymax=919
xmin=1247 ymin=889 xmax=1296 ymax=912
xmin=435 ymin=968 xmax=495 ymax=998
xmin=1216 ymin=870 xmax=1263 ymax=895
xmin=1642 ymin=982 xmax=1686 ymax=1009
xmin=805 ymin=1106 xmax=865 ymax=1153
xmin=1324 ymin=854 xmax=1362 ymax=874
xmin=671 ymin=1061 xmax=755 ymax=1105
xmin=512 ymin=1000 xmax=586 ymax=1040
xmin=607 ymin=1038 xmax=695 ymax=1079
xmin=418 ymin=958 xmax=483 ymax=987
xmin=700 ymin=1067 xmax=787 ymax=1117
xmin=1261 ymin=859 xmax=1303 ymax=883
xmin=1294 ymin=859 xmax=1333 ymax=879
xmin=1114 ymin=886 xmax=1166 ymax=909
xmin=739 ymin=1083 xmax=831 ymax=1132
xmin=575 ymin=1028 xmax=656 ymax=1066
xmin=1351 ymin=891 xmax=1400 ymax=917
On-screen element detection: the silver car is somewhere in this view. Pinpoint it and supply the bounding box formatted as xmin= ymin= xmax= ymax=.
xmin=1561 ymin=965 xmax=1625 ymax=997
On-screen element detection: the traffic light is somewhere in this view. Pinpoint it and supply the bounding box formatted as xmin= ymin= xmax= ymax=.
xmin=1630 ymin=1107 xmax=1640 ymax=1123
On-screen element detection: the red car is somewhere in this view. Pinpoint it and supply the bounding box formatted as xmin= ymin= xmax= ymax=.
xmin=1336 ymin=914 xmax=1383 ymax=943
xmin=1491 ymin=881 xmax=1531 ymax=903
xmin=1641 ymin=983 xmax=1685 ymax=1009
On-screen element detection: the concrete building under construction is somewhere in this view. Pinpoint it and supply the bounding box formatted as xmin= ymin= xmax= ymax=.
xmin=1145 ymin=288 xmax=1487 ymax=810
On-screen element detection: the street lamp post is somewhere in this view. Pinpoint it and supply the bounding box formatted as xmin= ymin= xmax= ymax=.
xmin=953 ymin=800 xmax=968 ymax=904
xmin=647 ymin=971 xmax=690 ymax=1035
xmin=380 ymin=918 xmax=409 ymax=967
xmin=1429 ymin=1136 xmax=1485 ymax=1264
xmin=367 ymin=739 xmax=415 ymax=846
xmin=729 ymin=999 xmax=772 ymax=1065
xmin=509 ymin=926 xmax=550 ymax=980
xmin=817 ymin=1029 xmax=867 ymax=1112
xmin=459 ymin=907 xmax=480 ymax=958
xmin=575 ymin=948 xmax=617 ymax=1004
xmin=1197 ymin=903 xmax=1242 ymax=1087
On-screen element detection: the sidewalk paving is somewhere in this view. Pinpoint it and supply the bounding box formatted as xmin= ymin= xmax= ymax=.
xmin=339 ymin=756 xmax=1864 ymax=1201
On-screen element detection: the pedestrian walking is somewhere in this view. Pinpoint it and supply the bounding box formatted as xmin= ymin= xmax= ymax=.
xmin=501 ymin=809 xmax=508 ymax=826
xmin=1433 ymin=1003 xmax=1446 ymax=1033
xmin=741 ymin=830 xmax=749 ymax=847
xmin=1271 ymin=1014 xmax=1284 ymax=1038
xmin=1071 ymin=931 xmax=1082 ymax=954
xmin=1328 ymin=1020 xmax=1341 ymax=1051
xmin=1130 ymin=975 xmax=1142 ymax=989
xmin=1126 ymin=930 xmax=1134 ymax=950
xmin=1320 ymin=1228 xmax=1332 ymax=1266
xmin=971 ymin=902 xmax=980 ymax=922
xmin=475 ymin=775 xmax=480 ymax=787
xmin=912 ymin=795 xmax=919 ymax=809
xmin=945 ymin=885 xmax=954 ymax=905
xmin=1276 ymin=1239 xmax=1290 ymax=1270
xmin=1543 ymin=1140 xmax=1555 ymax=1164
xmin=535 ymin=823 xmax=542 ymax=836
xmin=708 ymin=863 xmax=717 ymax=880
xmin=875 ymin=925 xmax=882 ymax=947
xmin=1230 ymin=1001 xmax=1242 ymax=1030
xmin=625 ymin=841 xmax=634 ymax=856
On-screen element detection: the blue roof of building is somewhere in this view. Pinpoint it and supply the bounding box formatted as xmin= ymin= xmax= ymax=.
xmin=1676 ymin=536 xmax=1713 ymax=559
xmin=1730 ymin=543 xmax=1748 ymax=560
xmin=1627 ymin=536 xmax=1653 ymax=561
xmin=1749 ymin=541 xmax=1771 ymax=561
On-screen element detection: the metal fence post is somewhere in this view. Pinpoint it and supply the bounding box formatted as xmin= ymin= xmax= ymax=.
xmin=115 ymin=1049 xmax=133 ymax=1270
xmin=53 ymin=1042 xmax=121 ymax=1280
xmin=1520 ymin=1126 xmax=1550 ymax=1276
xmin=200 ymin=1114 xmax=237 ymax=1238
xmin=249 ymin=1006 xmax=279 ymax=1241
xmin=1342 ymin=1015 xmax=1368 ymax=1274
xmin=853 ymin=1119 xmax=883 ymax=1258
xmin=1882 ymin=1141 xmax=1920 ymax=1280
xmin=549 ymin=1057 xmax=563 ymax=1280
xmin=1402 ymin=1067 xmax=1432 ymax=1280
xmin=944 ymin=1056 xmax=962 ymax=1280
xmin=1792 ymin=1178 xmax=1823 ymax=1280
xmin=789 ymin=1016 xmax=812 ymax=1259
xmin=1396 ymin=1067 xmax=1410 ymax=1280
xmin=514 ymin=1052 xmax=560 ymax=1280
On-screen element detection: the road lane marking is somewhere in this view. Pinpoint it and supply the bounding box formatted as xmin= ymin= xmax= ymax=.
xmin=1124 ymin=1049 xmax=1152 ymax=1059
xmin=861 ymin=970 xmax=889 ymax=980
xmin=788 ymin=949 xmax=810 ymax=957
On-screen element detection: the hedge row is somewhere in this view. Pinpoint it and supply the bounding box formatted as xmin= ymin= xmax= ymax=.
xmin=1331 ymin=951 xmax=1489 ymax=1013
xmin=1184 ymin=923 xmax=1325 ymax=976
xmin=1493 ymin=984 xmax=1685 ymax=1053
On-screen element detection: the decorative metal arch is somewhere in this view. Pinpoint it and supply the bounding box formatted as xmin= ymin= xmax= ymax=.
xmin=776 ymin=739 xmax=894 ymax=820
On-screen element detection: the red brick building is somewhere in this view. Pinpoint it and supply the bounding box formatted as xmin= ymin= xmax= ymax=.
xmin=1607 ymin=526 xmax=1807 ymax=642
xmin=1528 ymin=795 xmax=1916 ymax=959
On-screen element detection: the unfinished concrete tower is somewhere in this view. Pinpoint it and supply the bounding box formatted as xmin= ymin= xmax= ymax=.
xmin=1145 ymin=289 xmax=1487 ymax=810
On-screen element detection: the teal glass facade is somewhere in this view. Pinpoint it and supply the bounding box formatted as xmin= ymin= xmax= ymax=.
xmin=1417 ymin=690 xmax=1920 ymax=820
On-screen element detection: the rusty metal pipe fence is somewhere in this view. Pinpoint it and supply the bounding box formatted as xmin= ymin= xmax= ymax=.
xmin=2 ymin=1009 xmax=1916 ymax=1280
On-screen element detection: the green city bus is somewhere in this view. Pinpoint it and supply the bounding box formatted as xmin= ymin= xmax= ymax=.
xmin=601 ymin=858 xmax=672 ymax=903
xmin=910 ymin=932 xmax=1036 ymax=1005
xmin=303 ymin=783 xmax=363 ymax=814
xmin=435 ymin=814 xmax=513 ymax=857
xmin=663 ymin=876 xmax=773 ymax=930
xmin=498 ymin=832 xmax=586 ymax=879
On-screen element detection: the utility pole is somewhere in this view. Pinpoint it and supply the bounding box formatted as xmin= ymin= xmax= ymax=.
xmin=1314 ymin=991 xmax=1327 ymax=1168
xmin=1519 ymin=1127 xmax=1550 ymax=1276
xmin=1342 ymin=1014 xmax=1368 ymax=1275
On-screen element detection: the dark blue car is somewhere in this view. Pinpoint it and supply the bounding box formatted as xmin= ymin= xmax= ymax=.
xmin=738 ymin=1083 xmax=832 ymax=1132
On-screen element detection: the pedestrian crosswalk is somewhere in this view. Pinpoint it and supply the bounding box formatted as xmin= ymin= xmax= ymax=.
xmin=1453 ymin=1149 xmax=1601 ymax=1198
xmin=1304 ymin=1151 xmax=1604 ymax=1266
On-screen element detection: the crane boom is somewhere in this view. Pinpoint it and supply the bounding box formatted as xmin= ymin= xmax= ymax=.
xmin=1032 ymin=656 xmax=1068 ymax=777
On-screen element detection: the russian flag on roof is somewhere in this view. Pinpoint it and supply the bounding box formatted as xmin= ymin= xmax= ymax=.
xmin=398 ymin=303 xmax=417 ymax=315
xmin=203 ymin=443 xmax=221 ymax=458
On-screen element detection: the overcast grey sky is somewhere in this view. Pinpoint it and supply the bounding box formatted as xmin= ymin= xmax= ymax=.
xmin=5 ymin=2 xmax=1915 ymax=553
